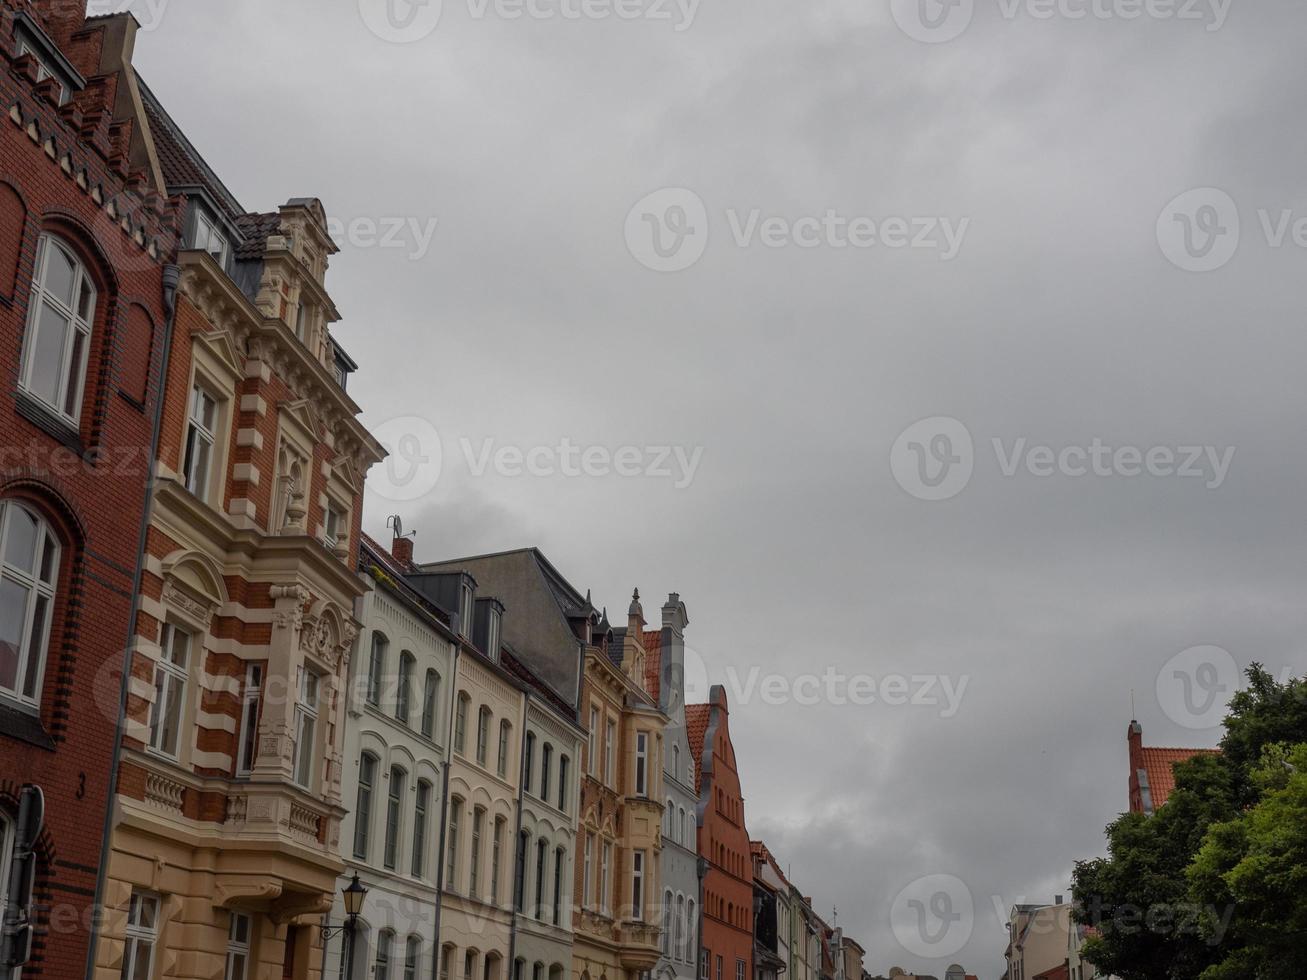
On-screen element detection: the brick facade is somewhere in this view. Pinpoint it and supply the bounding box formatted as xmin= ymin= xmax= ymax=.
xmin=0 ymin=3 xmax=180 ymax=978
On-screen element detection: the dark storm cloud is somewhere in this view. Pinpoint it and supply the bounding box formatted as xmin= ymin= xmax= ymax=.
xmin=131 ymin=0 xmax=1307 ymax=974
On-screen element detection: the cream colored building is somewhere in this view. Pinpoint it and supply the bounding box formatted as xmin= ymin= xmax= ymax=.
xmin=93 ymin=97 xmax=382 ymax=980
xmin=1004 ymin=902 xmax=1072 ymax=980
xmin=324 ymin=535 xmax=457 ymax=979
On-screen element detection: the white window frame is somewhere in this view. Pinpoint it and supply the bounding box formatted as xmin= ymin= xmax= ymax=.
xmin=225 ymin=912 xmax=252 ymax=980
xmin=459 ymin=586 xmax=474 ymax=638
xmin=384 ymin=765 xmax=406 ymax=871
xmin=182 ymin=382 xmax=219 ymax=503
xmin=587 ymin=706 xmax=598 ymax=776
xmin=404 ymin=936 xmax=421 ymax=980
xmin=582 ymin=833 xmax=593 ymax=910
xmin=632 ymin=850 xmax=645 ymax=921
xmin=476 ymin=706 xmax=491 ymax=766
xmin=0 ymin=500 xmax=60 ymax=708
xmin=396 ymin=651 xmax=414 ymax=725
xmin=421 ymin=669 xmax=440 ymax=739
xmin=16 ymin=40 xmax=67 ymax=103
xmin=486 ymin=608 xmax=501 ymax=657
xmin=148 ymin=623 xmax=191 ymax=759
xmin=634 ymin=732 xmax=648 ymax=796
xmin=292 ymin=667 xmax=320 ymax=789
xmin=354 ymin=752 xmax=377 ymax=861
xmin=375 ymin=930 xmax=394 ymax=980
xmin=604 ymin=719 xmax=615 ymax=787
xmin=600 ymin=840 xmax=612 ymax=917
xmin=121 ymin=891 xmax=160 ymax=980
xmin=412 ymin=779 xmax=430 ymax=879
xmin=366 ymin=632 xmax=387 ymax=707
xmin=470 ymin=806 xmax=484 ymax=898
xmin=193 ymin=209 xmax=229 ymax=267
xmin=491 ymin=817 xmax=504 ymax=905
xmin=497 ymin=720 xmax=511 ymax=778
xmin=454 ymin=693 xmax=469 ymax=754
xmin=323 ymin=499 xmax=347 ymax=552
xmin=235 ymin=662 xmax=263 ymax=776
xmin=19 ymin=235 xmax=94 ymax=424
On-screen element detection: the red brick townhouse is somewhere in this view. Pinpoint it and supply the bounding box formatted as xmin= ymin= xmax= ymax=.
xmin=1126 ymin=719 xmax=1218 ymax=816
xmin=687 ymin=687 xmax=753 ymax=980
xmin=0 ymin=3 xmax=181 ymax=978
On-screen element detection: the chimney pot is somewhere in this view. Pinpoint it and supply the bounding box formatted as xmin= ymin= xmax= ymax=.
xmin=392 ymin=536 xmax=414 ymax=566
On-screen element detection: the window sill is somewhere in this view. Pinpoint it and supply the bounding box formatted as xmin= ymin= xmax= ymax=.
xmin=14 ymin=390 xmax=83 ymax=455
xmin=0 ymin=699 xmax=55 ymax=750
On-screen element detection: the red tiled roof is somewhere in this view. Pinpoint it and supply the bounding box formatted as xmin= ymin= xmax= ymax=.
xmin=1141 ymin=746 xmax=1219 ymax=809
xmin=643 ymin=629 xmax=662 ymax=700
xmin=1033 ymin=965 xmax=1068 ymax=980
xmin=686 ymin=702 xmax=710 ymax=794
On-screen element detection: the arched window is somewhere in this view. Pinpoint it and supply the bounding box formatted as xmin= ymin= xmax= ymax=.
xmin=553 ymin=845 xmax=565 ymax=924
xmin=412 ymin=779 xmax=431 ymax=878
xmin=396 ymin=652 xmax=415 ymax=724
xmin=676 ymin=894 xmax=686 ymax=959
xmin=664 ymin=798 xmax=673 ymax=839
xmin=440 ymin=945 xmax=454 ymax=980
xmin=540 ymin=744 xmax=552 ymax=801
xmin=404 ymin=936 xmax=421 ymax=980
xmin=454 ymin=693 xmax=470 ymax=754
xmin=446 ymin=796 xmax=463 ymax=890
xmin=557 ymin=755 xmax=569 ymax=812
xmin=686 ymin=899 xmax=696 ymax=960
xmin=384 ymin=766 xmax=406 ymax=870
xmin=470 ymin=806 xmax=486 ymax=898
xmin=354 ymin=751 xmax=378 ymax=861
xmin=497 ymin=720 xmax=511 ymax=778
xmin=375 ymin=930 xmax=395 ymax=980
xmin=476 ymin=706 xmax=492 ymax=766
xmin=421 ymin=669 xmax=440 ymax=738
xmin=679 ymin=807 xmax=687 ymax=846
xmin=662 ymin=890 xmax=673 ymax=954
xmin=0 ymin=500 xmax=60 ymax=706
xmin=673 ymin=744 xmax=680 ymax=780
xmin=366 ymin=632 xmax=387 ymax=707
xmin=20 ymin=235 xmax=96 ymax=423
xmin=534 ymin=838 xmax=547 ymax=919
xmin=491 ymin=816 xmax=506 ymax=904
xmin=524 ymin=732 xmax=535 ymax=790
xmin=514 ymin=831 xmax=528 ymax=913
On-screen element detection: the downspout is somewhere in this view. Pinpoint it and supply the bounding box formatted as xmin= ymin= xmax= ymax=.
xmin=506 ymin=693 xmax=528 ymax=980
xmin=433 ymin=639 xmax=462 ymax=967
xmin=85 ymin=261 xmax=182 ymax=980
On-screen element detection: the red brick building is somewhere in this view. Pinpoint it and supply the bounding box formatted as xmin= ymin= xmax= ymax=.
xmin=1126 ymin=720 xmax=1218 ymax=815
xmin=0 ymin=3 xmax=181 ymax=978
xmin=687 ymin=687 xmax=752 ymax=980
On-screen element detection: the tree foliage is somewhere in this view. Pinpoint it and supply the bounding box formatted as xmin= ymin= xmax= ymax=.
xmin=1072 ymin=666 xmax=1307 ymax=980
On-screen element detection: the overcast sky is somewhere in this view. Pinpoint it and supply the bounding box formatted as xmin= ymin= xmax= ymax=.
xmin=131 ymin=0 xmax=1307 ymax=975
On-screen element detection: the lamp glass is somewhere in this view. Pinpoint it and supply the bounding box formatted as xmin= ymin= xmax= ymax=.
xmin=343 ymin=875 xmax=367 ymax=918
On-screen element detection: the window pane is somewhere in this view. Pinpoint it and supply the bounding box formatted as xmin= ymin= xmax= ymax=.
xmin=27 ymin=301 xmax=70 ymax=406
xmin=62 ymin=326 xmax=86 ymax=416
xmin=0 ymin=578 xmax=27 ymax=691
xmin=22 ymin=593 xmax=49 ymax=699
xmin=77 ymin=275 xmax=94 ymax=321
xmin=44 ymin=243 xmax=76 ymax=306
xmin=38 ymin=531 xmax=57 ymax=585
xmin=160 ymin=674 xmax=184 ymax=754
xmin=3 ymin=503 xmax=39 ymax=574
xmin=129 ymin=942 xmax=153 ymax=980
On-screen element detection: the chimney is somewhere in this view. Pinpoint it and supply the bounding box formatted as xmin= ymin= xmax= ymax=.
xmin=28 ymin=0 xmax=89 ymax=50
xmin=392 ymin=534 xmax=414 ymax=566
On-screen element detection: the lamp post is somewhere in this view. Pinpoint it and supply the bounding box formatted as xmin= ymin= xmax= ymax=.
xmin=322 ymin=874 xmax=368 ymax=979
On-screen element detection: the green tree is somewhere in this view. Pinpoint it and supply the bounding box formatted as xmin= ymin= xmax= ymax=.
xmin=1187 ymin=743 xmax=1307 ymax=980
xmin=1073 ymin=666 xmax=1307 ymax=980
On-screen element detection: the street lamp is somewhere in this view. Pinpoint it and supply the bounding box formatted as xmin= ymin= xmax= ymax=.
xmin=322 ymin=874 xmax=368 ymax=979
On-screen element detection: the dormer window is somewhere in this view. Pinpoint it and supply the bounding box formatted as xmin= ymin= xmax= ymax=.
xmin=192 ymin=209 xmax=229 ymax=268
xmin=459 ymin=585 xmax=474 ymax=639
xmin=294 ymin=301 xmax=309 ymax=343
xmin=17 ymin=39 xmax=67 ymax=104
xmin=486 ymin=607 xmax=501 ymax=657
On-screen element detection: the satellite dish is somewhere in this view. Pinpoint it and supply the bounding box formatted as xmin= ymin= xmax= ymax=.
xmin=889 ymin=970 xmax=906 ymax=978
xmin=946 ymin=967 xmax=966 ymax=980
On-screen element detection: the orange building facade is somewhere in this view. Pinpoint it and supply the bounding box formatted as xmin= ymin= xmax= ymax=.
xmin=687 ymin=686 xmax=752 ymax=980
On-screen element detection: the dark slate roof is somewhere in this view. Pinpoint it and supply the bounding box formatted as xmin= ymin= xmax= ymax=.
xmin=501 ymin=648 xmax=577 ymax=723
xmin=137 ymin=75 xmax=246 ymax=223
xmin=234 ymin=211 xmax=281 ymax=260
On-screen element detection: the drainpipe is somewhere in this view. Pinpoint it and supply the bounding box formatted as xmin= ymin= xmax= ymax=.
xmin=432 ymin=639 xmax=461 ymax=966
xmin=85 ymin=261 xmax=181 ymax=980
